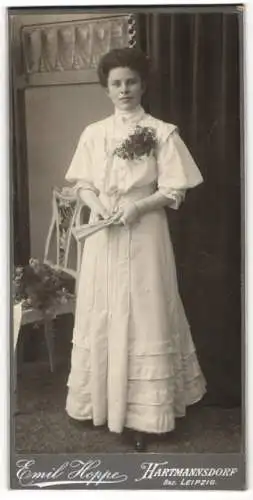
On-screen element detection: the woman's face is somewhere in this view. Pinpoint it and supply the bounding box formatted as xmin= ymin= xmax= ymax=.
xmin=106 ymin=67 xmax=144 ymax=111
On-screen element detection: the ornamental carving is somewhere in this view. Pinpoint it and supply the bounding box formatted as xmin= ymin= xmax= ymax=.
xmin=21 ymin=15 xmax=137 ymax=75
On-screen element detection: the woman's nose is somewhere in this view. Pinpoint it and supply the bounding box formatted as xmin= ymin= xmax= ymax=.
xmin=120 ymin=83 xmax=129 ymax=94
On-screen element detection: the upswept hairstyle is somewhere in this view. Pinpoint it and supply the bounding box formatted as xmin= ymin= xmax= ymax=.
xmin=97 ymin=47 xmax=150 ymax=88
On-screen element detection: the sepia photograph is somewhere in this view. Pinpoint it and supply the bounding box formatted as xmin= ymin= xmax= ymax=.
xmin=10 ymin=4 xmax=245 ymax=490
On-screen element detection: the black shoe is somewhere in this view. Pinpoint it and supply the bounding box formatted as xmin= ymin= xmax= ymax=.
xmin=134 ymin=431 xmax=147 ymax=452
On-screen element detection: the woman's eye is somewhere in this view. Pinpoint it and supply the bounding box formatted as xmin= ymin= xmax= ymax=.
xmin=111 ymin=79 xmax=137 ymax=87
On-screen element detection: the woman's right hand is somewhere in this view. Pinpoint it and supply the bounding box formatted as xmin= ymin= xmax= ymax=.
xmin=92 ymin=199 xmax=111 ymax=221
xmin=79 ymin=188 xmax=111 ymax=220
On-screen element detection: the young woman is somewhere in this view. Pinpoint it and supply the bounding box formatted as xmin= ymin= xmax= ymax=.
xmin=65 ymin=47 xmax=206 ymax=451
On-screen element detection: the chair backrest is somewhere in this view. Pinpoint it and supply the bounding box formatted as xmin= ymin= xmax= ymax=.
xmin=44 ymin=187 xmax=87 ymax=292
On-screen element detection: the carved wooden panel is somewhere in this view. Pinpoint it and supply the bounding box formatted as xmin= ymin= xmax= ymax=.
xmin=20 ymin=14 xmax=137 ymax=85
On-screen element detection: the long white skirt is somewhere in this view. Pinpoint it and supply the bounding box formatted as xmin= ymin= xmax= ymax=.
xmin=66 ymin=205 xmax=206 ymax=434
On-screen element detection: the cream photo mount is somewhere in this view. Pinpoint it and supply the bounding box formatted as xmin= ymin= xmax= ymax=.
xmin=9 ymin=4 xmax=245 ymax=491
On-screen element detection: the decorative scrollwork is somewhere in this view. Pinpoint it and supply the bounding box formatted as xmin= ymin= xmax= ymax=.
xmin=21 ymin=15 xmax=136 ymax=75
xmin=127 ymin=14 xmax=137 ymax=48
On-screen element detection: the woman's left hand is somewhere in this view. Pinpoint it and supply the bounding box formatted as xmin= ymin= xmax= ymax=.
xmin=113 ymin=203 xmax=140 ymax=226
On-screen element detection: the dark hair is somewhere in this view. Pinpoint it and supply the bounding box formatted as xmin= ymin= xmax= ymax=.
xmin=97 ymin=47 xmax=150 ymax=88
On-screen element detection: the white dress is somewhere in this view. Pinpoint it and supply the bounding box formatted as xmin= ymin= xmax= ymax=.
xmin=65 ymin=105 xmax=207 ymax=434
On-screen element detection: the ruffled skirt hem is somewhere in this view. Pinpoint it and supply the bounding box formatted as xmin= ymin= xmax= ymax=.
xmin=65 ymin=346 xmax=207 ymax=433
xmin=66 ymin=380 xmax=206 ymax=434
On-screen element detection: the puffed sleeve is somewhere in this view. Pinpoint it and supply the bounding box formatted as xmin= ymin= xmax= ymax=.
xmin=157 ymin=125 xmax=203 ymax=209
xmin=65 ymin=126 xmax=99 ymax=195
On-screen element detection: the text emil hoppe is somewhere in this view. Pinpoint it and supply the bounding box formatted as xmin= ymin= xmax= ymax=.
xmin=16 ymin=459 xmax=238 ymax=487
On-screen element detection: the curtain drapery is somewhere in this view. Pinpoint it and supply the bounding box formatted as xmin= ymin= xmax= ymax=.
xmin=139 ymin=12 xmax=242 ymax=406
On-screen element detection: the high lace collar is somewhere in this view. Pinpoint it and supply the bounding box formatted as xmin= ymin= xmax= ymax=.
xmin=114 ymin=105 xmax=145 ymax=125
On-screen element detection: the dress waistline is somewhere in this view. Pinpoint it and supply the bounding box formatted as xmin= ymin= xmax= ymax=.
xmin=99 ymin=184 xmax=155 ymax=211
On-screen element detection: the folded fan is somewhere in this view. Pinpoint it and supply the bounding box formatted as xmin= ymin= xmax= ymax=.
xmin=72 ymin=215 xmax=120 ymax=241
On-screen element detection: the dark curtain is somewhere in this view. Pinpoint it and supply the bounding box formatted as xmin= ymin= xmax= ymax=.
xmin=139 ymin=12 xmax=242 ymax=406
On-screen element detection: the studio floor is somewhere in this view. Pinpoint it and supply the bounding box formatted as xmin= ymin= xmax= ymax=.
xmin=13 ymin=318 xmax=242 ymax=454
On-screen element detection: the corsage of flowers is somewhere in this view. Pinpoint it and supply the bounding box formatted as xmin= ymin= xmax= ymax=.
xmin=13 ymin=258 xmax=75 ymax=315
xmin=113 ymin=125 xmax=158 ymax=161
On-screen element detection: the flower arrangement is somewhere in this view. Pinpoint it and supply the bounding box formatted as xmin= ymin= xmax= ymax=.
xmin=13 ymin=258 xmax=75 ymax=315
xmin=113 ymin=125 xmax=158 ymax=161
